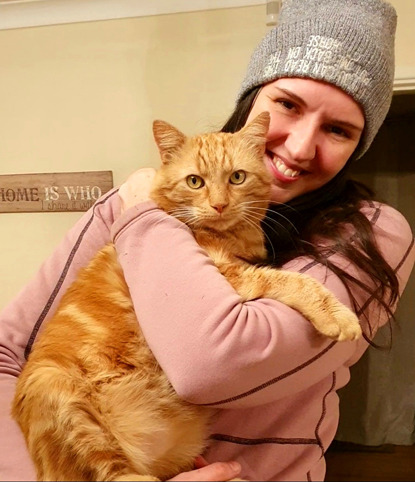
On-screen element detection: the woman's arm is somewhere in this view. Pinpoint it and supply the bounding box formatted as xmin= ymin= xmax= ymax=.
xmin=112 ymin=195 xmax=414 ymax=408
xmin=0 ymin=189 xmax=120 ymax=481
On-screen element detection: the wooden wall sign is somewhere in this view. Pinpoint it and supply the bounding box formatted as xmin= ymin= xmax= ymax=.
xmin=0 ymin=171 xmax=113 ymax=213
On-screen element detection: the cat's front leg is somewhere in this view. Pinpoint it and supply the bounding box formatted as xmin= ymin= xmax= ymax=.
xmin=216 ymin=261 xmax=362 ymax=342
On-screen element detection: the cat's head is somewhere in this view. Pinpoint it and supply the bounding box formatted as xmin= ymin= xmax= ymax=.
xmin=151 ymin=112 xmax=272 ymax=232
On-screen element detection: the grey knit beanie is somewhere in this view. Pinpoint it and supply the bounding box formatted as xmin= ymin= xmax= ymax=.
xmin=238 ymin=0 xmax=397 ymax=159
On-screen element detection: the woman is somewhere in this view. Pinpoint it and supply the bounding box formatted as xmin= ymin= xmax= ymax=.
xmin=0 ymin=0 xmax=414 ymax=480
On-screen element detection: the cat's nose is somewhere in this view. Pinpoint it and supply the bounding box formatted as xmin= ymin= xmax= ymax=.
xmin=211 ymin=203 xmax=228 ymax=214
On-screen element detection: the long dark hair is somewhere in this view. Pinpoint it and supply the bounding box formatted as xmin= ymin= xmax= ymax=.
xmin=222 ymin=87 xmax=399 ymax=345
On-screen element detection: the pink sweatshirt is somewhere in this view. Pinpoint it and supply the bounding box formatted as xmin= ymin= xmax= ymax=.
xmin=1 ymin=188 xmax=414 ymax=481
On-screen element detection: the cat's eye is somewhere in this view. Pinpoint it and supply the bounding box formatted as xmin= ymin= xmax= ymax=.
xmin=186 ymin=175 xmax=205 ymax=189
xmin=229 ymin=170 xmax=246 ymax=185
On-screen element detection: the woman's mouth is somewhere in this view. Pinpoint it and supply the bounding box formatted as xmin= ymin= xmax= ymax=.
xmin=266 ymin=152 xmax=303 ymax=181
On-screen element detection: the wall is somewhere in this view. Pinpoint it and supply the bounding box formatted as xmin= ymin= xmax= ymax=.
xmin=392 ymin=0 xmax=415 ymax=83
xmin=1 ymin=0 xmax=414 ymax=310
xmin=0 ymin=5 xmax=266 ymax=309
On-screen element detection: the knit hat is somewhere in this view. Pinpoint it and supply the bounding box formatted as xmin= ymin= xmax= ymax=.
xmin=238 ymin=0 xmax=397 ymax=159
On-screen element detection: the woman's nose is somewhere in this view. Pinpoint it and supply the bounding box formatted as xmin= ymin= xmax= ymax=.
xmin=285 ymin=121 xmax=318 ymax=163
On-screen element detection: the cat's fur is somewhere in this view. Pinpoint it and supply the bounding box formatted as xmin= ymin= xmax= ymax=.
xmin=12 ymin=112 xmax=361 ymax=481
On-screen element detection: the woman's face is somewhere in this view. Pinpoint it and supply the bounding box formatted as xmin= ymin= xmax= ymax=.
xmin=245 ymin=78 xmax=365 ymax=204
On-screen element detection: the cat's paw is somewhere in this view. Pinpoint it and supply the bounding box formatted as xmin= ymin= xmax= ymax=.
xmin=312 ymin=304 xmax=362 ymax=342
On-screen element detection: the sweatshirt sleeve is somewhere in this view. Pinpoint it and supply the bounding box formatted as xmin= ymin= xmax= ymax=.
xmin=0 ymin=189 xmax=121 ymax=481
xmin=112 ymin=201 xmax=415 ymax=409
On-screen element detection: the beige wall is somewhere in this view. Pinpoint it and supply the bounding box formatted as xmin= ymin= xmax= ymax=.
xmin=0 ymin=6 xmax=266 ymax=309
xmin=1 ymin=1 xmax=414 ymax=309
xmin=392 ymin=0 xmax=415 ymax=79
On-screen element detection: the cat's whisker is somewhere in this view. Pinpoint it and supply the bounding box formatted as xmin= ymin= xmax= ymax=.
xmin=240 ymin=199 xmax=297 ymax=212
xmin=239 ymin=202 xmax=299 ymax=234
xmin=243 ymin=211 xmax=295 ymax=252
xmin=149 ymin=210 xmax=201 ymax=231
xmin=264 ymin=212 xmax=298 ymax=234
xmin=239 ymin=199 xmax=270 ymax=204
xmin=168 ymin=208 xmax=195 ymax=221
xmin=269 ymin=201 xmax=299 ymax=213
xmin=176 ymin=214 xmax=202 ymax=229
xmin=240 ymin=200 xmax=299 ymax=227
xmin=239 ymin=210 xmax=270 ymax=234
xmin=241 ymin=211 xmax=282 ymax=242
xmin=241 ymin=205 xmax=269 ymax=210
xmin=242 ymin=208 xmax=290 ymax=235
xmin=261 ymin=216 xmax=297 ymax=242
xmin=240 ymin=214 xmax=277 ymax=261
xmin=258 ymin=228 xmax=277 ymax=262
xmin=240 ymin=209 xmax=264 ymax=222
xmin=241 ymin=209 xmax=274 ymax=228
xmin=239 ymin=213 xmax=263 ymax=234
xmin=168 ymin=207 xmax=193 ymax=216
xmin=177 ymin=217 xmax=200 ymax=228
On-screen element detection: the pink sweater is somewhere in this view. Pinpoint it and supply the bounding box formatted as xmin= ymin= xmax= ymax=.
xmin=1 ymin=189 xmax=414 ymax=481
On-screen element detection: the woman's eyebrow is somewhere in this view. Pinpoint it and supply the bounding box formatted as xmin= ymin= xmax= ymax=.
xmin=327 ymin=118 xmax=364 ymax=134
xmin=274 ymin=87 xmax=306 ymax=106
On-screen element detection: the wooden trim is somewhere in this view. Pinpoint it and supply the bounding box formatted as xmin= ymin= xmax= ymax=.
xmin=0 ymin=0 xmax=264 ymax=30
xmin=393 ymin=77 xmax=415 ymax=93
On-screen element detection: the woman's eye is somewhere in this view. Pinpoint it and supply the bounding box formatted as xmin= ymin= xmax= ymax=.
xmin=278 ymin=100 xmax=296 ymax=111
xmin=327 ymin=125 xmax=349 ymax=138
xmin=229 ymin=170 xmax=246 ymax=185
xmin=186 ymin=175 xmax=205 ymax=189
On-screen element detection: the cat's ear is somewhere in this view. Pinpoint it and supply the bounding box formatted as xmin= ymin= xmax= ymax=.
xmin=239 ymin=111 xmax=270 ymax=147
xmin=153 ymin=120 xmax=187 ymax=164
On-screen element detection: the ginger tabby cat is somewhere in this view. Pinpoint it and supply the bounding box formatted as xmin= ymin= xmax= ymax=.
xmin=12 ymin=112 xmax=361 ymax=481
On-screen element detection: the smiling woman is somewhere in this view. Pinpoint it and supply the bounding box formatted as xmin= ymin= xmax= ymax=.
xmin=114 ymin=2 xmax=413 ymax=481
xmin=245 ymin=78 xmax=365 ymax=203
xmin=0 ymin=0 xmax=414 ymax=481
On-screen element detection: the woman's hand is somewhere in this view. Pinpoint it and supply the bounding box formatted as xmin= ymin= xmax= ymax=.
xmin=118 ymin=167 xmax=157 ymax=213
xmin=168 ymin=456 xmax=242 ymax=481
